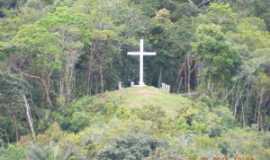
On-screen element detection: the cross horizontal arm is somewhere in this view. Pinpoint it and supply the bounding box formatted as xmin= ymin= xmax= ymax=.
xmin=143 ymin=52 xmax=156 ymax=56
xmin=127 ymin=52 xmax=157 ymax=56
xmin=127 ymin=52 xmax=140 ymax=55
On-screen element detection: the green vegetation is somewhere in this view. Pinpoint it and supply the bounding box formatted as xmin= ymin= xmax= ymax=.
xmin=0 ymin=0 xmax=270 ymax=159
xmin=1 ymin=87 xmax=269 ymax=159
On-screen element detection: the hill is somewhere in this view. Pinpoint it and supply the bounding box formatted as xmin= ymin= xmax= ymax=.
xmin=98 ymin=86 xmax=194 ymax=116
xmin=1 ymin=86 xmax=270 ymax=160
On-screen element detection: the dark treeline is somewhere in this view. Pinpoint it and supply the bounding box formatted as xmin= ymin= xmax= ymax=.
xmin=0 ymin=0 xmax=270 ymax=144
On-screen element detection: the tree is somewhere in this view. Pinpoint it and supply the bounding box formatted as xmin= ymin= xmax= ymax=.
xmin=0 ymin=72 xmax=35 ymax=142
xmin=38 ymin=5 xmax=87 ymax=104
xmin=193 ymin=23 xmax=240 ymax=91
xmin=226 ymin=16 xmax=270 ymax=128
xmin=11 ymin=23 xmax=62 ymax=106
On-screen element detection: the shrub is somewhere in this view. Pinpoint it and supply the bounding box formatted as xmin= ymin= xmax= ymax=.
xmin=60 ymin=96 xmax=121 ymax=133
xmin=133 ymin=106 xmax=172 ymax=132
xmin=134 ymin=105 xmax=166 ymax=122
xmin=145 ymin=149 xmax=185 ymax=160
xmin=208 ymin=126 xmax=223 ymax=138
xmin=97 ymin=134 xmax=165 ymax=160
xmin=27 ymin=143 xmax=83 ymax=160
xmin=69 ymin=111 xmax=90 ymax=132
xmin=0 ymin=145 xmax=26 ymax=160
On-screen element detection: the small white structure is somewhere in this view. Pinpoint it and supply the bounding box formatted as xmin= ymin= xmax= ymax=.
xmin=130 ymin=81 xmax=135 ymax=87
xmin=128 ymin=39 xmax=156 ymax=86
xmin=118 ymin=81 xmax=122 ymax=90
xmin=161 ymin=83 xmax=171 ymax=92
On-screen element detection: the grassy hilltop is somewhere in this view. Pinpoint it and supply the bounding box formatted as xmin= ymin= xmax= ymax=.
xmin=98 ymin=86 xmax=194 ymax=116
xmin=1 ymin=86 xmax=270 ymax=160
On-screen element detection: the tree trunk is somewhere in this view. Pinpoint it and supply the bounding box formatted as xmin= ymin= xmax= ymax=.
xmin=41 ymin=78 xmax=52 ymax=106
xmin=244 ymin=86 xmax=252 ymax=122
xmin=257 ymin=88 xmax=265 ymax=131
xmin=99 ymin=64 xmax=104 ymax=93
xmin=22 ymin=95 xmax=36 ymax=140
xmin=63 ymin=49 xmax=78 ymax=103
xmin=158 ymin=68 xmax=162 ymax=88
xmin=59 ymin=79 xmax=64 ymax=100
xmin=95 ymin=75 xmax=99 ymax=94
xmin=187 ymin=54 xmax=191 ymax=95
xmin=11 ymin=113 xmax=19 ymax=143
xmin=63 ymin=62 xmax=74 ymax=103
xmin=241 ymin=100 xmax=246 ymax=127
xmin=88 ymin=43 xmax=95 ymax=95
xmin=176 ymin=62 xmax=185 ymax=93
xmin=234 ymin=86 xmax=242 ymax=119
xmin=177 ymin=77 xmax=183 ymax=93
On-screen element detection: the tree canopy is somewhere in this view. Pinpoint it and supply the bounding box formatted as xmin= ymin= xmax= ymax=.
xmin=0 ymin=0 xmax=270 ymax=159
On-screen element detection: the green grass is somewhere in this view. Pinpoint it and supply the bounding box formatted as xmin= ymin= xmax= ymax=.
xmin=100 ymin=86 xmax=195 ymax=117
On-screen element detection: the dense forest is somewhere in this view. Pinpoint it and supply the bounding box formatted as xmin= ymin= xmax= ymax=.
xmin=0 ymin=0 xmax=270 ymax=159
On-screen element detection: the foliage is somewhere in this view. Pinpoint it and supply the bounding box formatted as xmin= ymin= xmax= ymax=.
xmin=193 ymin=23 xmax=240 ymax=85
xmin=27 ymin=143 xmax=82 ymax=160
xmin=144 ymin=149 xmax=185 ymax=160
xmin=97 ymin=134 xmax=164 ymax=160
xmin=12 ymin=23 xmax=62 ymax=70
xmin=0 ymin=0 xmax=270 ymax=160
xmin=0 ymin=87 xmax=268 ymax=159
xmin=0 ymin=72 xmax=31 ymax=142
xmin=0 ymin=145 xmax=26 ymax=160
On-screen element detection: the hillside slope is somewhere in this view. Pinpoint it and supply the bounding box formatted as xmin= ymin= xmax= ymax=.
xmin=1 ymin=87 xmax=269 ymax=160
xmin=99 ymin=86 xmax=194 ymax=116
xmin=54 ymin=86 xmax=269 ymax=159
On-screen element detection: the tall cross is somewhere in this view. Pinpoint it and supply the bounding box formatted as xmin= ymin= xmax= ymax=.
xmin=128 ymin=39 xmax=156 ymax=86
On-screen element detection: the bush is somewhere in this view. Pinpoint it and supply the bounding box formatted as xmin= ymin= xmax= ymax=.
xmin=134 ymin=105 xmax=166 ymax=122
xmin=27 ymin=143 xmax=83 ymax=160
xmin=145 ymin=149 xmax=185 ymax=160
xmin=60 ymin=96 xmax=121 ymax=133
xmin=208 ymin=126 xmax=223 ymax=137
xmin=133 ymin=106 xmax=173 ymax=132
xmin=97 ymin=134 xmax=165 ymax=160
xmin=68 ymin=111 xmax=90 ymax=132
xmin=0 ymin=145 xmax=26 ymax=160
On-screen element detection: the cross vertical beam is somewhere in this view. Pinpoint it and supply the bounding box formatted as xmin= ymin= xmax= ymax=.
xmin=139 ymin=39 xmax=144 ymax=85
xmin=127 ymin=39 xmax=157 ymax=86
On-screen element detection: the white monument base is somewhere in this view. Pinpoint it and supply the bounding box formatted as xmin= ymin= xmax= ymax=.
xmin=130 ymin=81 xmax=146 ymax=87
xmin=133 ymin=84 xmax=146 ymax=87
xmin=130 ymin=83 xmax=146 ymax=87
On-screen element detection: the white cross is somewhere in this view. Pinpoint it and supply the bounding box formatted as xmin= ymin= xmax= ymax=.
xmin=128 ymin=39 xmax=156 ymax=86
